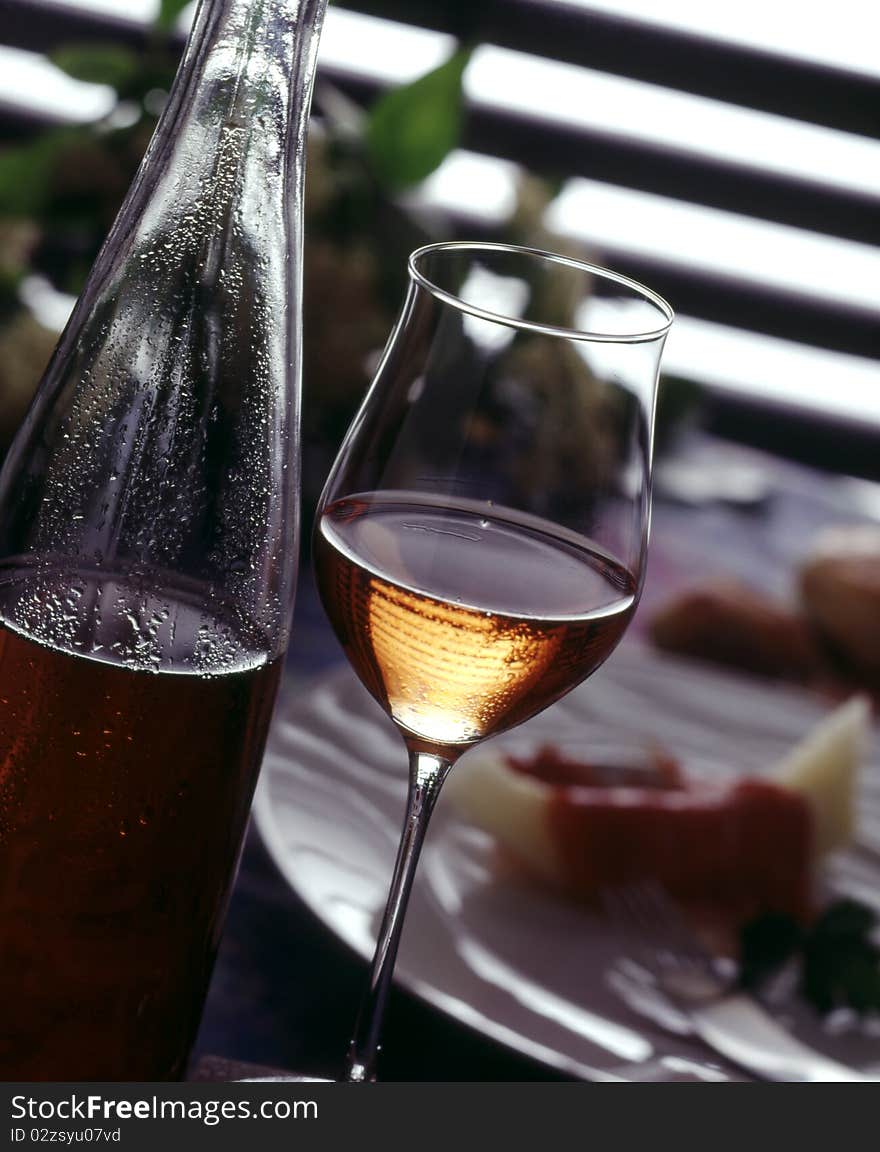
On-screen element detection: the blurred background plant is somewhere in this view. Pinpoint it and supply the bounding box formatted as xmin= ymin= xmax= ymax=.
xmin=0 ymin=0 xmax=699 ymax=526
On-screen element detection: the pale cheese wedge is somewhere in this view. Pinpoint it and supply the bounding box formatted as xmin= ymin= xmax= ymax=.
xmin=773 ymin=695 xmax=870 ymax=856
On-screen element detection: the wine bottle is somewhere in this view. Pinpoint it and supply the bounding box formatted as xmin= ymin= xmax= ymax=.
xmin=0 ymin=0 xmax=327 ymax=1080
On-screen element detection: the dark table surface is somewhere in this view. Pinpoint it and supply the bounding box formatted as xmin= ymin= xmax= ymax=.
xmin=192 ymin=434 xmax=880 ymax=1082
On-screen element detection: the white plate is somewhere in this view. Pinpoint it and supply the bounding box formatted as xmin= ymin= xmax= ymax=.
xmin=253 ymin=641 xmax=880 ymax=1082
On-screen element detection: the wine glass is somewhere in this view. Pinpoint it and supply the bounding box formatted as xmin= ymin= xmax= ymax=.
xmin=313 ymin=241 xmax=673 ymax=1081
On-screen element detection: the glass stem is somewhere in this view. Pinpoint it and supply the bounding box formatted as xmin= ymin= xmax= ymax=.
xmin=345 ymin=750 xmax=453 ymax=1082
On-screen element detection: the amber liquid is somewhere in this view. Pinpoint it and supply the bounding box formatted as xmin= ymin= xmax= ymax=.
xmin=0 ymin=571 xmax=281 ymax=1080
xmin=315 ymin=494 xmax=636 ymax=749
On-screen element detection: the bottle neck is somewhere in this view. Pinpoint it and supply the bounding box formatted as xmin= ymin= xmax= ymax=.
xmin=166 ymin=0 xmax=327 ymax=162
xmin=107 ymin=0 xmax=327 ymax=274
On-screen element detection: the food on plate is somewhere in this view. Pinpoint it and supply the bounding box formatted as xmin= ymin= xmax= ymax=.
xmin=447 ymin=698 xmax=868 ymax=922
xmin=648 ymin=526 xmax=880 ymax=699
xmin=800 ymin=526 xmax=880 ymax=677
xmin=648 ymin=581 xmax=819 ymax=681
xmin=775 ymin=695 xmax=868 ymax=855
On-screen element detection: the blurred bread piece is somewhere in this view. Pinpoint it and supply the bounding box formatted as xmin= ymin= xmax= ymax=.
xmin=649 ymin=581 xmax=820 ymax=680
xmin=800 ymin=527 xmax=880 ymax=676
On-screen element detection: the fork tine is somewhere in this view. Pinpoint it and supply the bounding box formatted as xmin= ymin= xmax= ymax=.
xmin=601 ymin=886 xmax=660 ymax=978
xmin=605 ymin=883 xmax=732 ymax=1020
xmin=603 ymin=880 xmax=710 ymax=972
xmin=635 ymin=882 xmax=709 ymax=965
xmin=604 ymin=886 xmax=864 ymax=1079
xmin=602 ymin=885 xmax=655 ymax=943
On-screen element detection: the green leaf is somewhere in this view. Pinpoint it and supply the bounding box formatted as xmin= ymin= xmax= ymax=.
xmin=800 ymin=898 xmax=880 ymax=1015
xmin=366 ymin=47 xmax=472 ymax=191
xmin=838 ymin=949 xmax=880 ymax=1013
xmin=738 ymin=913 xmax=802 ymax=990
xmin=738 ymin=898 xmax=880 ymax=1018
xmin=0 ymin=132 xmax=71 ymax=217
xmin=811 ymin=898 xmax=876 ymax=942
xmin=51 ymin=44 xmax=140 ymax=89
xmin=156 ymin=0 xmax=191 ymax=33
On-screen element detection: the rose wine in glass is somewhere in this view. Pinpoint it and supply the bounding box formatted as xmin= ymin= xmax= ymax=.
xmin=315 ymin=493 xmax=636 ymax=749
xmin=314 ymin=241 xmax=673 ymax=1080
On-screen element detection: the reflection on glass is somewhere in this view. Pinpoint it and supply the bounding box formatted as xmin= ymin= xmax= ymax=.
xmin=314 ymin=240 xmax=672 ymax=1080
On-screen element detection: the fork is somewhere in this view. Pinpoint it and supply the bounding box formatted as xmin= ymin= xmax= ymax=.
xmin=604 ymin=883 xmax=873 ymax=1082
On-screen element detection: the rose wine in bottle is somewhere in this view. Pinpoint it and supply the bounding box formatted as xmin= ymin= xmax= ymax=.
xmin=0 ymin=0 xmax=327 ymax=1080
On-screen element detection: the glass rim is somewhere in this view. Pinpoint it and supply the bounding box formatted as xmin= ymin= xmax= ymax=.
xmin=408 ymin=240 xmax=674 ymax=344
